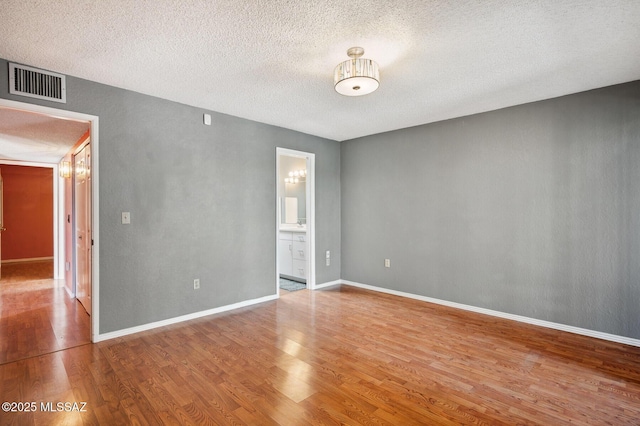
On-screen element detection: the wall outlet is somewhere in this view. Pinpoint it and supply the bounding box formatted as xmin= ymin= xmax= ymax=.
xmin=326 ymin=258 xmax=331 ymax=266
xmin=193 ymin=279 xmax=200 ymax=290
xmin=121 ymin=211 xmax=131 ymax=224
xmin=385 ymin=259 xmax=391 ymax=268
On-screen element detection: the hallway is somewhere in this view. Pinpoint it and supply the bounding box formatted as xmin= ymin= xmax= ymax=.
xmin=0 ymin=260 xmax=90 ymax=365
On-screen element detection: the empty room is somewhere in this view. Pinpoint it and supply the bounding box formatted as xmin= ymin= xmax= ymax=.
xmin=1 ymin=1 xmax=639 ymax=424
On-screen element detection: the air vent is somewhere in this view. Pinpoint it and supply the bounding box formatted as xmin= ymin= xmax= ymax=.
xmin=9 ymin=63 xmax=66 ymax=103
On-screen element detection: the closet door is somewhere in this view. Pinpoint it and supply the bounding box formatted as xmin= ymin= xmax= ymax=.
xmin=75 ymin=143 xmax=91 ymax=315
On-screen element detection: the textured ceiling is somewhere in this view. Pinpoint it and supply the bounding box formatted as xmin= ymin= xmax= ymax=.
xmin=1 ymin=0 xmax=639 ymax=144
xmin=0 ymin=108 xmax=89 ymax=163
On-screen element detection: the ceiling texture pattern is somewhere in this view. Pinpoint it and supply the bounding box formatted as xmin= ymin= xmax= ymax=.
xmin=1 ymin=0 xmax=639 ymax=148
xmin=0 ymin=108 xmax=89 ymax=163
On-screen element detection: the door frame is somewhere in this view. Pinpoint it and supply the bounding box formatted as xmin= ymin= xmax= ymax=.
xmin=0 ymin=98 xmax=100 ymax=342
xmin=276 ymin=148 xmax=316 ymax=293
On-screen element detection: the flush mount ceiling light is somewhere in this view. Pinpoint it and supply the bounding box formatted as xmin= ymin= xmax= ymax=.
xmin=334 ymin=47 xmax=380 ymax=96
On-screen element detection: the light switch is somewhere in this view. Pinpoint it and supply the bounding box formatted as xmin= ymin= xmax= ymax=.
xmin=203 ymin=113 xmax=211 ymax=126
xmin=326 ymin=250 xmax=330 ymax=259
xmin=121 ymin=212 xmax=131 ymax=224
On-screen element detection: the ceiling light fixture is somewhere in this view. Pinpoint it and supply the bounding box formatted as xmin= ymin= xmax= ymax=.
xmin=334 ymin=47 xmax=380 ymax=96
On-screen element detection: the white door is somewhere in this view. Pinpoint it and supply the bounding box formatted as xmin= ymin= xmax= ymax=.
xmin=74 ymin=144 xmax=91 ymax=315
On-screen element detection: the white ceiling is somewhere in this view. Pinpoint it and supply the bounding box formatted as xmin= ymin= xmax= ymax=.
xmin=0 ymin=107 xmax=89 ymax=163
xmin=1 ymin=0 xmax=639 ymax=147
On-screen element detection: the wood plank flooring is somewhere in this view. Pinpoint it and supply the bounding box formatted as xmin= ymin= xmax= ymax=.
xmin=1 ymin=284 xmax=639 ymax=424
xmin=0 ymin=261 xmax=90 ymax=365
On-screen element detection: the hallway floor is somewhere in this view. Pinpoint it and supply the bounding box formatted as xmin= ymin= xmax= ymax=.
xmin=0 ymin=260 xmax=90 ymax=365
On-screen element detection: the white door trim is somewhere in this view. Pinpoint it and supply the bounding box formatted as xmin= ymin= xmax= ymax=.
xmin=276 ymin=148 xmax=316 ymax=293
xmin=0 ymin=98 xmax=100 ymax=342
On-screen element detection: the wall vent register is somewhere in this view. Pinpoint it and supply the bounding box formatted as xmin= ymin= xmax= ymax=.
xmin=9 ymin=62 xmax=67 ymax=103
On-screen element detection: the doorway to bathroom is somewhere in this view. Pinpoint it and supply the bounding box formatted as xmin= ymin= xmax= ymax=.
xmin=276 ymin=148 xmax=315 ymax=295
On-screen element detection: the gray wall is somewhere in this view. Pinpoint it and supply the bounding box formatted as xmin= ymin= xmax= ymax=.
xmin=341 ymin=81 xmax=640 ymax=339
xmin=3 ymin=55 xmax=638 ymax=340
xmin=0 ymin=58 xmax=341 ymax=334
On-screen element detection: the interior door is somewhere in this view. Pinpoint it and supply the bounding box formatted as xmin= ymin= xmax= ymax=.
xmin=74 ymin=144 xmax=91 ymax=315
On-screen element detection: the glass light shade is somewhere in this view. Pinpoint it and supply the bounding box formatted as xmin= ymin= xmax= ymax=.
xmin=334 ymin=57 xmax=379 ymax=96
xmin=76 ymin=160 xmax=86 ymax=178
xmin=59 ymin=161 xmax=71 ymax=178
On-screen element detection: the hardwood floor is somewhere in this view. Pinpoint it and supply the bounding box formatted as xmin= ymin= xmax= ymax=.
xmin=0 ymin=261 xmax=90 ymax=365
xmin=1 ymin=284 xmax=639 ymax=425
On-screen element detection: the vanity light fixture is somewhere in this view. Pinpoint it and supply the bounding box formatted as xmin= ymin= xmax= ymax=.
xmin=59 ymin=160 xmax=71 ymax=178
xmin=334 ymin=47 xmax=380 ymax=96
xmin=284 ymin=169 xmax=306 ymax=184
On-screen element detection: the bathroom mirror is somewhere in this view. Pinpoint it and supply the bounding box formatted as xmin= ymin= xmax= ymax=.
xmin=279 ymin=155 xmax=306 ymax=225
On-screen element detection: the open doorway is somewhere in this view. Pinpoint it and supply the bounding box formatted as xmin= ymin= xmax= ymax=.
xmin=0 ymin=161 xmax=90 ymax=364
xmin=0 ymin=164 xmax=53 ymax=272
xmin=0 ymin=98 xmax=99 ymax=362
xmin=276 ymin=148 xmax=315 ymax=295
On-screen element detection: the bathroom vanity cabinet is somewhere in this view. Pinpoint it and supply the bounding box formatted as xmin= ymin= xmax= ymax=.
xmin=279 ymin=230 xmax=307 ymax=282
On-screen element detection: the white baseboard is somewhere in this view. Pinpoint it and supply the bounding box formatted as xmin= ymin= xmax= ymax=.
xmin=63 ymin=283 xmax=74 ymax=298
xmin=2 ymin=256 xmax=54 ymax=264
xmin=314 ymin=279 xmax=341 ymax=289
xmin=341 ymin=279 xmax=640 ymax=348
xmin=93 ymin=280 xmax=640 ymax=348
xmin=94 ymin=294 xmax=278 ymax=343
